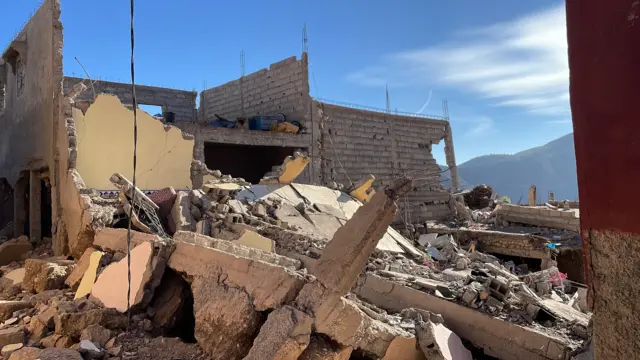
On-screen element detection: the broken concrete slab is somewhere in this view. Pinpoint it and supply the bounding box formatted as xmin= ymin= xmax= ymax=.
xmin=93 ymin=228 xmax=163 ymax=253
xmin=0 ymin=237 xmax=33 ymax=266
xmin=1 ymin=343 xmax=23 ymax=358
xmin=64 ymin=248 xmax=95 ymax=290
xmin=302 ymin=288 xmax=416 ymax=358
xmin=191 ymin=277 xmax=262 ymax=360
xmin=382 ymin=336 xmax=425 ymax=360
xmin=171 ymin=192 xmax=194 ymax=233
xmin=243 ymin=305 xmax=313 ymax=360
xmin=91 ymin=241 xmax=169 ymax=312
xmin=74 ymin=250 xmax=103 ymax=299
xmin=169 ymin=236 xmax=305 ymax=311
xmin=28 ymin=317 xmax=49 ymax=341
xmin=23 ymin=258 xmax=74 ymax=294
xmin=235 ymin=229 xmax=275 ymax=252
xmin=355 ymin=274 xmax=574 ymax=360
xmin=0 ymin=328 xmax=24 ymax=349
xmin=53 ymin=300 xmax=127 ymax=339
xmin=538 ymin=299 xmax=590 ymax=327
xmin=3 ymin=268 xmax=25 ymax=287
xmin=278 ymin=152 xmax=310 ymax=184
xmin=79 ymin=324 xmax=111 ymax=348
xmin=298 ymin=336 xmax=352 ymax=360
xmin=0 ymin=302 xmax=33 ymax=322
xmin=313 ymin=184 xmax=405 ymax=297
xmin=173 ymin=230 xmax=300 ymax=270
xmin=415 ymin=318 xmax=472 ymax=360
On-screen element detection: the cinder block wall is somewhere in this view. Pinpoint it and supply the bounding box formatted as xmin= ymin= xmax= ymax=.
xmin=63 ymin=77 xmax=197 ymax=122
xmin=199 ymin=54 xmax=311 ymax=125
xmin=313 ymin=101 xmax=451 ymax=221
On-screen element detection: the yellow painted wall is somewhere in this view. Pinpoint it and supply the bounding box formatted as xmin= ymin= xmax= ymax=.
xmin=75 ymin=95 xmax=194 ymax=190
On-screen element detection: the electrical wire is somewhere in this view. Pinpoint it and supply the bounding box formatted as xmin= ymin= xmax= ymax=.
xmin=125 ymin=0 xmax=138 ymax=331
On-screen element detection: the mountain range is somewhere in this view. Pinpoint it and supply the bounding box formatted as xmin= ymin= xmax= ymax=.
xmin=440 ymin=133 xmax=579 ymax=203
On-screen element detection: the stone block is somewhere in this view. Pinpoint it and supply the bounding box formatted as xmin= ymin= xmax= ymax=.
xmin=0 ymin=301 xmax=32 ymax=322
xmin=79 ymin=324 xmax=111 ymax=348
xmin=244 ymin=305 xmax=312 ymax=360
xmin=0 ymin=328 xmax=24 ymax=349
xmin=91 ymin=241 xmax=169 ymax=312
xmin=168 ymin=236 xmax=304 ymax=311
xmin=191 ymin=277 xmax=262 ymax=360
xmin=53 ymin=300 xmax=127 ymax=339
xmin=2 ymin=343 xmax=23 ymax=358
xmin=0 ymin=237 xmax=33 ymax=266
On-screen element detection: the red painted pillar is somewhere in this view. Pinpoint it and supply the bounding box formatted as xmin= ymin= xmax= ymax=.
xmin=566 ymin=0 xmax=640 ymax=358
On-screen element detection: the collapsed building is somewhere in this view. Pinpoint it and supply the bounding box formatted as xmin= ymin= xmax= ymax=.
xmin=0 ymin=1 xmax=592 ymax=360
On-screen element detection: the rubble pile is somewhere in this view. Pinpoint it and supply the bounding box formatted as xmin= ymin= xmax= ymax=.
xmin=0 ymin=164 xmax=591 ymax=360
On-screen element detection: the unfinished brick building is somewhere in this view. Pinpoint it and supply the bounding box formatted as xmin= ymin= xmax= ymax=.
xmin=184 ymin=54 xmax=458 ymax=222
xmin=0 ymin=0 xmax=456 ymax=251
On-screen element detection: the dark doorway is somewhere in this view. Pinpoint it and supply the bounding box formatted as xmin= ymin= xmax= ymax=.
xmin=41 ymin=180 xmax=52 ymax=238
xmin=203 ymin=142 xmax=300 ymax=184
xmin=0 ymin=179 xmax=13 ymax=230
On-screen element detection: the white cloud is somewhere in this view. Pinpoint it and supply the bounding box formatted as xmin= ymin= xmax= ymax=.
xmin=544 ymin=119 xmax=572 ymax=125
xmin=464 ymin=116 xmax=495 ymax=137
xmin=347 ymin=5 xmax=569 ymax=116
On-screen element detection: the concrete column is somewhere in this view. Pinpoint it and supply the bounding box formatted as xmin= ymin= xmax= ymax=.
xmin=528 ymin=185 xmax=536 ymax=206
xmin=443 ymin=123 xmax=459 ymax=191
xmin=13 ymin=175 xmax=27 ymax=238
xmin=566 ymin=0 xmax=640 ymax=358
xmin=29 ymin=171 xmax=41 ymax=244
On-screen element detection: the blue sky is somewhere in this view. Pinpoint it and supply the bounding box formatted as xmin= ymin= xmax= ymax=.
xmin=2 ymin=0 xmax=572 ymax=164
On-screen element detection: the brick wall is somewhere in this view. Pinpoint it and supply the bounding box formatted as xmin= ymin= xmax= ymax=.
xmin=313 ymin=101 xmax=452 ymax=221
xmin=495 ymin=204 xmax=580 ymax=231
xmin=63 ymin=77 xmax=197 ymax=122
xmin=200 ymin=54 xmax=310 ymax=125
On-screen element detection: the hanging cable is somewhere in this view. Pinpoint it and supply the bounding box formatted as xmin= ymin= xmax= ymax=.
xmin=125 ymin=0 xmax=138 ymax=331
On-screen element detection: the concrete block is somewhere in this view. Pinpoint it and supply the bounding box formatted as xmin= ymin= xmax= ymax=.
xmin=0 ymin=236 xmax=33 ymax=266
xmin=243 ymin=305 xmax=313 ymax=360
xmin=191 ymin=277 xmax=262 ymax=360
xmin=0 ymin=327 xmax=23 ymax=350
xmin=23 ymin=259 xmax=75 ymax=294
xmin=169 ymin=234 xmax=304 ymax=311
xmin=0 ymin=302 xmax=32 ymax=323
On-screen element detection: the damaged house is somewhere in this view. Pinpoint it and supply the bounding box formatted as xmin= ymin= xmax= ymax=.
xmin=0 ymin=1 xmax=591 ymax=360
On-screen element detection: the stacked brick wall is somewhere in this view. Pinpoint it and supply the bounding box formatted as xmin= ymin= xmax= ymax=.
xmin=63 ymin=77 xmax=197 ymax=122
xmin=495 ymin=204 xmax=580 ymax=231
xmin=200 ymin=54 xmax=310 ymax=125
xmin=314 ymin=101 xmax=451 ymax=221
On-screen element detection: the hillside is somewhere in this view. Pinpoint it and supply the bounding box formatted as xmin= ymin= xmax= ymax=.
xmin=441 ymin=133 xmax=578 ymax=202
